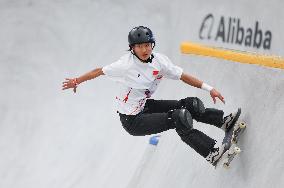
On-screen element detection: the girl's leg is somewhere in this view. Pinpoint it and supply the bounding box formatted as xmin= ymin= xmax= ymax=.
xmin=119 ymin=99 xmax=184 ymax=136
xmin=119 ymin=112 xmax=174 ymax=136
xmin=144 ymin=98 xmax=225 ymax=128
xmin=119 ymin=99 xmax=217 ymax=158
xmin=179 ymin=97 xmax=224 ymax=128
xmin=176 ymin=128 xmax=216 ymax=158
xmin=142 ymin=99 xmax=180 ymax=113
xmin=143 ymin=98 xmax=224 ymax=157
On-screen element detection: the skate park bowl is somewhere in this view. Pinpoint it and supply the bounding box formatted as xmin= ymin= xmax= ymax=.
xmin=0 ymin=0 xmax=284 ymax=188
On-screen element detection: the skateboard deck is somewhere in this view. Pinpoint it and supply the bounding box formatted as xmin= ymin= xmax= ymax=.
xmin=215 ymin=121 xmax=247 ymax=169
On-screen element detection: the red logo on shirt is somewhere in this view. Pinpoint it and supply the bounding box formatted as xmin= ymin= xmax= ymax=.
xmin=153 ymin=70 xmax=159 ymax=75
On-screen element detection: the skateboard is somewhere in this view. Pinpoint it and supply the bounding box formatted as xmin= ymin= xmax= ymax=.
xmin=215 ymin=121 xmax=247 ymax=169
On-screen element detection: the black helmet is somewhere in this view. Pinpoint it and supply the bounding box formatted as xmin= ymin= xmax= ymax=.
xmin=128 ymin=26 xmax=155 ymax=46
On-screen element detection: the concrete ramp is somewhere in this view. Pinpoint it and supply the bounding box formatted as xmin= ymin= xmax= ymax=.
xmin=0 ymin=0 xmax=284 ymax=188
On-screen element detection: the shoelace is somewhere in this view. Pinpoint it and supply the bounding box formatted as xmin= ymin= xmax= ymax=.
xmin=206 ymin=148 xmax=220 ymax=162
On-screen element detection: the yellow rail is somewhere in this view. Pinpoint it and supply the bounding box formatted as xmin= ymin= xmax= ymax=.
xmin=180 ymin=42 xmax=284 ymax=69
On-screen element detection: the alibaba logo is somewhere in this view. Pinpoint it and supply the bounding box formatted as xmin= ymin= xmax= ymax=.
xmin=199 ymin=13 xmax=272 ymax=50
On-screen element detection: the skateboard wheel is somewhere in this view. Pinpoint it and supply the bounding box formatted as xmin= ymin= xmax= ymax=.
xmin=234 ymin=147 xmax=241 ymax=153
xmin=223 ymin=163 xmax=230 ymax=169
xmin=239 ymin=122 xmax=246 ymax=129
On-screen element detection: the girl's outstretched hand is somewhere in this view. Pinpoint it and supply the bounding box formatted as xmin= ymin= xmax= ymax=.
xmin=210 ymin=89 xmax=225 ymax=104
xmin=62 ymin=78 xmax=78 ymax=93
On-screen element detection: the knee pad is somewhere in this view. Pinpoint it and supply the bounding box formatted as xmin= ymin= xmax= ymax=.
xmin=170 ymin=109 xmax=193 ymax=130
xmin=179 ymin=97 xmax=205 ymax=115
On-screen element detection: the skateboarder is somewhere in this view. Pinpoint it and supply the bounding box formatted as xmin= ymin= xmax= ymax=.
xmin=62 ymin=26 xmax=240 ymax=166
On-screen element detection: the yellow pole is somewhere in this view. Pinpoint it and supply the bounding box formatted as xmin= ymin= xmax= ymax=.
xmin=180 ymin=42 xmax=284 ymax=69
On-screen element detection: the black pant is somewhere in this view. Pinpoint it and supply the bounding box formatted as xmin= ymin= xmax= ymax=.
xmin=119 ymin=98 xmax=224 ymax=158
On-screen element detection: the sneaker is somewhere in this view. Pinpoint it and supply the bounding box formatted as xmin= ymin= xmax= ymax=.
xmin=205 ymin=144 xmax=226 ymax=165
xmin=221 ymin=108 xmax=241 ymax=132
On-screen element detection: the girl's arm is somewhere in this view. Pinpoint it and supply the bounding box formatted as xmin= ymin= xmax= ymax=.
xmin=180 ymin=72 xmax=203 ymax=88
xmin=62 ymin=68 xmax=104 ymax=93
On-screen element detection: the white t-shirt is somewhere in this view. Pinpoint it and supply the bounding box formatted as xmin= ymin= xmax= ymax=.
xmin=102 ymin=52 xmax=183 ymax=115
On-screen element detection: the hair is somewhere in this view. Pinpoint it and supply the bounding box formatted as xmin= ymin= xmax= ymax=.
xmin=127 ymin=43 xmax=155 ymax=52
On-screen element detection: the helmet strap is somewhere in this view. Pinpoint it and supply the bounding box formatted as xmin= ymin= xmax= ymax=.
xmin=152 ymin=42 xmax=155 ymax=49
